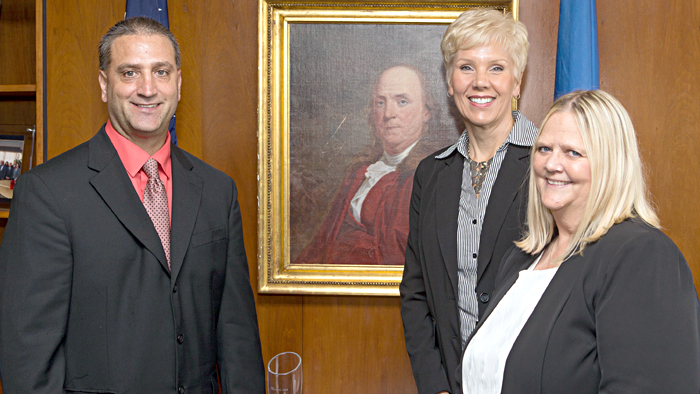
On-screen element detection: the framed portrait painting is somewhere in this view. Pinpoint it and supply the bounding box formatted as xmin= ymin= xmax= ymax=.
xmin=258 ymin=0 xmax=519 ymax=295
xmin=0 ymin=125 xmax=35 ymax=210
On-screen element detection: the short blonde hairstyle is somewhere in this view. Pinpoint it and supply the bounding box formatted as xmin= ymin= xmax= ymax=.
xmin=441 ymin=9 xmax=529 ymax=85
xmin=516 ymin=90 xmax=659 ymax=264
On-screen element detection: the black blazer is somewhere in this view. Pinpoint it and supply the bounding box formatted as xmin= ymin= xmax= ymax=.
xmin=0 ymin=127 xmax=265 ymax=393
xmin=400 ymin=141 xmax=532 ymax=394
xmin=463 ymin=219 xmax=700 ymax=393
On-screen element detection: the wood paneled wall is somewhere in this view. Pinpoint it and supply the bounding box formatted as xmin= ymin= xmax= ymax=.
xmin=597 ymin=0 xmax=700 ymax=291
xmin=31 ymin=0 xmax=700 ymax=392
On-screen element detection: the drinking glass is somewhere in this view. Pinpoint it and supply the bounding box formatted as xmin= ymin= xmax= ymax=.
xmin=267 ymin=351 xmax=302 ymax=394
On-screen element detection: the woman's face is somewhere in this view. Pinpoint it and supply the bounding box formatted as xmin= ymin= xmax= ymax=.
xmin=448 ymin=44 xmax=520 ymax=133
xmin=533 ymin=111 xmax=592 ymax=227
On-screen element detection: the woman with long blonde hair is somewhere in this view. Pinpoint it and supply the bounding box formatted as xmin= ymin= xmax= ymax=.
xmin=461 ymin=90 xmax=700 ymax=394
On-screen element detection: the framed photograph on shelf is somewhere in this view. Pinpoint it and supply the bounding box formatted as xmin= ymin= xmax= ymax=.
xmin=0 ymin=125 xmax=35 ymax=210
xmin=258 ymin=0 xmax=519 ymax=295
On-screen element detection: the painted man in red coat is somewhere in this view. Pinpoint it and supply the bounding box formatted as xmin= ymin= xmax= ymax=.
xmin=295 ymin=65 xmax=435 ymax=265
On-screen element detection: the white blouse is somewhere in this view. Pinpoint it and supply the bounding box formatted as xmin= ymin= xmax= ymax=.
xmin=462 ymin=255 xmax=558 ymax=394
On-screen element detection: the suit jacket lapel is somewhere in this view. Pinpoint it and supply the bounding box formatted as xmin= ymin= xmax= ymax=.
xmin=88 ymin=127 xmax=170 ymax=272
xmin=502 ymin=253 xmax=587 ymax=394
xmin=477 ymin=145 xmax=530 ymax=280
xmin=469 ymin=250 xmax=536 ymax=341
xmin=435 ymin=152 xmax=464 ymax=298
xmin=462 ymin=249 xmax=587 ymax=393
xmin=169 ymin=147 xmax=203 ymax=285
xmin=458 ymin=248 xmax=534 ymax=392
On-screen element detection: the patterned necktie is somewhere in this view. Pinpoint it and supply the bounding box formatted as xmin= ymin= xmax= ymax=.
xmin=143 ymin=158 xmax=170 ymax=269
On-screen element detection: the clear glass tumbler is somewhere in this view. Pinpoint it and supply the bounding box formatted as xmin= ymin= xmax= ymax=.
xmin=267 ymin=351 xmax=302 ymax=394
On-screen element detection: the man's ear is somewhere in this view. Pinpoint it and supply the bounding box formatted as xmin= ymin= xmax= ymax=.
xmin=177 ymin=69 xmax=182 ymax=101
xmin=98 ymin=70 xmax=108 ymax=103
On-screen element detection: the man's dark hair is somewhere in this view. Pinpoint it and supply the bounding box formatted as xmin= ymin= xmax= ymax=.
xmin=99 ymin=16 xmax=181 ymax=71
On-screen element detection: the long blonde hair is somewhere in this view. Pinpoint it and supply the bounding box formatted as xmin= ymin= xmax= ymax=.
xmin=516 ymin=90 xmax=659 ymax=263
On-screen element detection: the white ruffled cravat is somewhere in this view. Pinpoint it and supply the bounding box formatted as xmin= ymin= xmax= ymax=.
xmin=349 ymin=141 xmax=418 ymax=222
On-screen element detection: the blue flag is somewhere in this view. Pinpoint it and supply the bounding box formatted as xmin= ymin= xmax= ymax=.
xmin=554 ymin=0 xmax=600 ymax=99
xmin=125 ymin=0 xmax=177 ymax=146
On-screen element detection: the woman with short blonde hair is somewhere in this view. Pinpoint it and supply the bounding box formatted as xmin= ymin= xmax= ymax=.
xmin=401 ymin=9 xmax=539 ymax=394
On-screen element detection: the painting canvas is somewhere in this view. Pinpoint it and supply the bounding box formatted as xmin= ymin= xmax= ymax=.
xmin=289 ymin=23 xmax=461 ymax=266
xmin=258 ymin=0 xmax=518 ymax=295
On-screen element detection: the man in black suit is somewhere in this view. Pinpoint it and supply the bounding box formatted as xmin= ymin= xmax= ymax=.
xmin=0 ymin=161 xmax=8 ymax=180
xmin=0 ymin=17 xmax=264 ymax=393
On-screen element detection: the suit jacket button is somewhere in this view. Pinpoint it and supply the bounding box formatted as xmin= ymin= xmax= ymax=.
xmin=479 ymin=293 xmax=490 ymax=303
xmin=177 ymin=334 xmax=184 ymax=344
xmin=178 ymin=386 xmax=185 ymax=394
xmin=173 ymin=284 xmax=178 ymax=293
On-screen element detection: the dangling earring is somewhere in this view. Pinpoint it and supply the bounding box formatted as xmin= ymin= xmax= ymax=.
xmin=515 ymin=94 xmax=521 ymax=100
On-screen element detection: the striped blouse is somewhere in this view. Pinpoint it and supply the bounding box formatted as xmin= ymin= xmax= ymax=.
xmin=435 ymin=111 xmax=538 ymax=347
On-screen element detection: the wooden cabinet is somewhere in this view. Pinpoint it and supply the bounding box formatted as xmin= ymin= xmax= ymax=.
xmin=0 ymin=0 xmax=44 ymax=220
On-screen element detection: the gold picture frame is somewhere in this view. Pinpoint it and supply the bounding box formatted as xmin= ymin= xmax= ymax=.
xmin=258 ymin=0 xmax=519 ymax=295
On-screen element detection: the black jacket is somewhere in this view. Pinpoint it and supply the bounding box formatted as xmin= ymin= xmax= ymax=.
xmin=400 ymin=141 xmax=531 ymax=394
xmin=0 ymin=126 xmax=264 ymax=393
xmin=463 ymin=219 xmax=700 ymax=393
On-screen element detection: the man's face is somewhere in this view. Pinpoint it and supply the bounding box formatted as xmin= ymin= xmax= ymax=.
xmin=98 ymin=34 xmax=181 ymax=147
xmin=372 ymin=66 xmax=430 ymax=155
